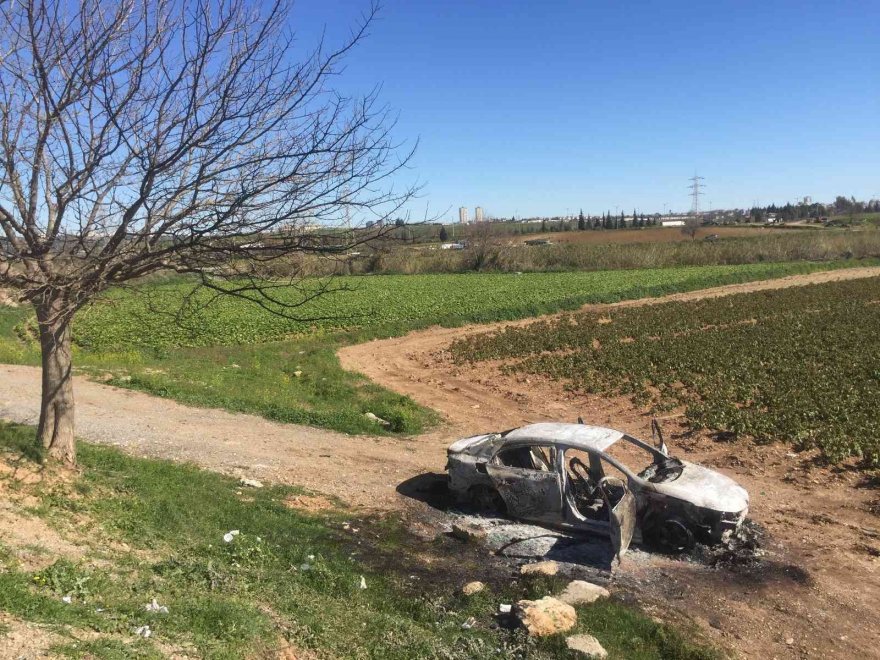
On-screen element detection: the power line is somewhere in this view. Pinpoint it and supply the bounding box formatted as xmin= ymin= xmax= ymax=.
xmin=688 ymin=174 xmax=705 ymax=214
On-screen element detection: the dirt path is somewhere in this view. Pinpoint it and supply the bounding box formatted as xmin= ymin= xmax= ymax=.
xmin=0 ymin=364 xmax=447 ymax=508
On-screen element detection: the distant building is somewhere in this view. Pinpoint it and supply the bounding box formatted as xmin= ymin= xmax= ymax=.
xmin=475 ymin=206 xmax=484 ymax=223
xmin=661 ymin=220 xmax=685 ymax=227
xmin=459 ymin=207 xmax=469 ymax=224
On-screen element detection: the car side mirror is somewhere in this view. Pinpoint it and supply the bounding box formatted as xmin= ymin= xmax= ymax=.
xmin=651 ymin=418 xmax=669 ymax=457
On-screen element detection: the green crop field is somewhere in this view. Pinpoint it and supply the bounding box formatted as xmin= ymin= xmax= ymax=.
xmin=73 ymin=260 xmax=871 ymax=350
xmin=450 ymin=276 xmax=880 ymax=467
xmin=1 ymin=259 xmax=875 ymax=437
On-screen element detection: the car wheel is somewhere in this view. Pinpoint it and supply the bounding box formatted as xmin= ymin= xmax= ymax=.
xmin=657 ymin=518 xmax=695 ymax=553
xmin=468 ymin=485 xmax=506 ymax=515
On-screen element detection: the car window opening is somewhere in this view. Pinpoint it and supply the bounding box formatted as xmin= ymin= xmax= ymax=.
xmin=494 ymin=445 xmax=556 ymax=472
xmin=564 ymin=449 xmax=607 ymax=520
xmin=605 ymin=437 xmax=684 ymax=484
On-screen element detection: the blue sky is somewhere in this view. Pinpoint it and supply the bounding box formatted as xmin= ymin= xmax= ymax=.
xmin=293 ymin=1 xmax=879 ymax=219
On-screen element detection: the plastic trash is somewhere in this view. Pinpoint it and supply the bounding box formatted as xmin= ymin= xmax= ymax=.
xmin=134 ymin=625 xmax=152 ymax=638
xmin=145 ymin=598 xmax=169 ymax=614
xmin=223 ymin=530 xmax=240 ymax=543
xmin=358 ymin=576 xmax=367 ymax=590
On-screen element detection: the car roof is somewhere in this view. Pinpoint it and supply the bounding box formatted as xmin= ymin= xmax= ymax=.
xmin=504 ymin=422 xmax=623 ymax=452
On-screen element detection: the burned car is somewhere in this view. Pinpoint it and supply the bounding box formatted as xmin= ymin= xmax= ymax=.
xmin=447 ymin=421 xmax=749 ymax=557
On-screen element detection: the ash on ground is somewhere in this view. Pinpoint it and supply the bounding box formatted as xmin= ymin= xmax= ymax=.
xmin=689 ymin=520 xmax=766 ymax=568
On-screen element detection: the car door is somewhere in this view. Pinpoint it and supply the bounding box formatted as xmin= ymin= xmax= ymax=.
xmin=485 ymin=444 xmax=563 ymax=523
xmin=599 ymin=476 xmax=637 ymax=560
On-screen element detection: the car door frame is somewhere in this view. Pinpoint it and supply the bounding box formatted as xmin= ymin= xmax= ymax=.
xmin=485 ymin=440 xmax=564 ymax=524
xmin=599 ymin=476 xmax=637 ymax=560
xmin=559 ymin=445 xmax=638 ymax=558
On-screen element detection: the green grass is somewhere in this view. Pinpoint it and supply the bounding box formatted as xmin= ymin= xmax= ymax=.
xmin=0 ymin=421 xmax=720 ymax=659
xmin=0 ymin=260 xmax=875 ymax=436
xmin=71 ymin=261 xmax=873 ymax=350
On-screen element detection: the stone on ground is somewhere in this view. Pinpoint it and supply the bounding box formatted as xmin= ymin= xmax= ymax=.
xmin=566 ymin=633 xmax=608 ymax=658
xmin=461 ymin=581 xmax=485 ymax=596
xmin=451 ymin=522 xmax=487 ymax=543
xmin=520 ymin=560 xmax=559 ymax=576
xmin=557 ymin=580 xmax=610 ymax=605
xmin=513 ymin=596 xmax=577 ymax=636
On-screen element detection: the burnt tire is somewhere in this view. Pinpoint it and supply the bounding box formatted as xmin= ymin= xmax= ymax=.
xmin=468 ymin=485 xmax=506 ymax=515
xmin=646 ymin=518 xmax=695 ymax=553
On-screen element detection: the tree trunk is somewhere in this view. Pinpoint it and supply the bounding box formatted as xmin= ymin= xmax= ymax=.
xmin=35 ymin=299 xmax=76 ymax=465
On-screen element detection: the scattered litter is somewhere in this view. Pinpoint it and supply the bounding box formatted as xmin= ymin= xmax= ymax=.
xmin=299 ymin=563 xmax=312 ymax=571
xmin=358 ymin=576 xmax=367 ymax=590
xmin=134 ymin=625 xmax=152 ymax=638
xmin=307 ymin=554 xmax=315 ymax=561
xmin=293 ymin=370 xmax=303 ymax=378
xmin=461 ymin=616 xmax=477 ymax=630
xmin=61 ymin=595 xmax=72 ymax=604
xmin=145 ymin=598 xmax=169 ymax=614
xmin=95 ymin=608 xmax=105 ymax=613
xmin=498 ymin=604 xmax=512 ymax=614
xmin=223 ymin=530 xmax=240 ymax=543
xmin=363 ymin=412 xmax=391 ymax=427
xmin=230 ymin=363 xmax=241 ymax=369
xmin=239 ymin=478 xmax=264 ymax=488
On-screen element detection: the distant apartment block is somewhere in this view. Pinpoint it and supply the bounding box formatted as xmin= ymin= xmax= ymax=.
xmin=475 ymin=206 xmax=484 ymax=223
xmin=459 ymin=207 xmax=469 ymax=224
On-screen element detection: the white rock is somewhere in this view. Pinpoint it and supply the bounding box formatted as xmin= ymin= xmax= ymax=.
xmin=239 ymin=478 xmax=264 ymax=488
xmin=557 ymin=580 xmax=610 ymax=605
xmin=462 ymin=581 xmax=485 ymax=596
xmin=520 ymin=560 xmax=559 ymax=576
xmin=566 ymin=634 xmax=607 ymax=658
xmin=513 ymin=597 xmax=577 ymax=636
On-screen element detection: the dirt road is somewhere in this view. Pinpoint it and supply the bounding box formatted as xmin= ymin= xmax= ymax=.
xmin=2 ymin=265 xmax=879 ymax=658
xmin=0 ymin=364 xmax=446 ymax=507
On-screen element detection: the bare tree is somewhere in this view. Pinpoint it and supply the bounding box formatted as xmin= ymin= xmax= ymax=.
xmin=681 ymin=216 xmax=701 ymax=241
xmin=0 ymin=0 xmax=415 ymax=464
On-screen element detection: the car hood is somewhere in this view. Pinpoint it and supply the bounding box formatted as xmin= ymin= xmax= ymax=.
xmin=651 ymin=461 xmax=749 ymax=513
xmin=447 ymin=434 xmax=504 ymax=460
